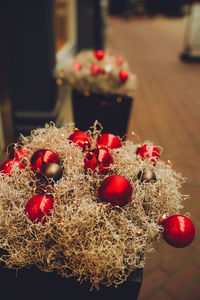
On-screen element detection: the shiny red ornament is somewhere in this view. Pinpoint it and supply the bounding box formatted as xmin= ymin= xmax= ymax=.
xmin=68 ymin=131 xmax=91 ymax=151
xmin=136 ymin=144 xmax=160 ymax=164
xmin=8 ymin=143 xmax=28 ymax=160
xmin=115 ymin=55 xmax=124 ymax=65
xmin=73 ymin=62 xmax=82 ymax=71
xmin=96 ymin=133 xmax=122 ymax=149
xmin=90 ymin=64 xmax=103 ymax=76
xmin=0 ymin=158 xmax=25 ymax=175
xmin=162 ymin=215 xmax=195 ymax=248
xmin=99 ymin=175 xmax=132 ymax=206
xmin=10 ymin=146 xmax=29 ymax=160
xmin=30 ymin=149 xmax=59 ymax=173
xmin=119 ymin=69 xmax=128 ymax=83
xmin=25 ymin=194 xmax=54 ymax=223
xmin=94 ymin=49 xmax=104 ymax=60
xmin=84 ymin=147 xmax=113 ymax=174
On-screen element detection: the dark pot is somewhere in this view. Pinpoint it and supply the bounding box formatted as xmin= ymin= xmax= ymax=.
xmin=72 ymin=88 xmax=134 ymax=137
xmin=0 ymin=260 xmax=143 ymax=299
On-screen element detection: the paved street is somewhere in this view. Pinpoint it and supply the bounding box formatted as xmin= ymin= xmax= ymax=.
xmin=106 ymin=15 xmax=200 ymax=299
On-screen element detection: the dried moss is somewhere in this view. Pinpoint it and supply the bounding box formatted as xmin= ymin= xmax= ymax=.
xmin=62 ymin=49 xmax=136 ymax=96
xmin=0 ymin=122 xmax=187 ymax=289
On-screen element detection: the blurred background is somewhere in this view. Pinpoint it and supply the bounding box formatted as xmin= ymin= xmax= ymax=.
xmin=0 ymin=1 xmax=200 ymax=299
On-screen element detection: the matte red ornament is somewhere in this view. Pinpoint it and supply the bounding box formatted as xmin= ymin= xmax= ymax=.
xmin=136 ymin=144 xmax=160 ymax=164
xmin=119 ymin=69 xmax=128 ymax=83
xmin=68 ymin=131 xmax=91 ymax=151
xmin=73 ymin=62 xmax=82 ymax=71
xmin=162 ymin=215 xmax=195 ymax=248
xmin=84 ymin=147 xmax=113 ymax=174
xmin=30 ymin=149 xmax=59 ymax=173
xmin=25 ymin=194 xmax=54 ymax=223
xmin=94 ymin=49 xmax=104 ymax=60
xmin=99 ymin=175 xmax=132 ymax=206
xmin=90 ymin=64 xmax=103 ymax=76
xmin=96 ymin=133 xmax=122 ymax=149
xmin=0 ymin=159 xmax=25 ymax=175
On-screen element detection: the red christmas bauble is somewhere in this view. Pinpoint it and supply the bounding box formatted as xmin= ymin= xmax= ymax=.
xmin=84 ymin=147 xmax=113 ymax=174
xmin=119 ymin=69 xmax=128 ymax=83
xmin=25 ymin=194 xmax=54 ymax=223
xmin=0 ymin=158 xmax=25 ymax=175
xmin=8 ymin=144 xmax=29 ymax=160
xmin=14 ymin=147 xmax=29 ymax=160
xmin=96 ymin=133 xmax=122 ymax=149
xmin=30 ymin=149 xmax=59 ymax=173
xmin=115 ymin=55 xmax=124 ymax=65
xmin=68 ymin=131 xmax=91 ymax=151
xmin=136 ymin=144 xmax=160 ymax=163
xmin=73 ymin=62 xmax=82 ymax=71
xmin=162 ymin=215 xmax=195 ymax=248
xmin=90 ymin=64 xmax=103 ymax=76
xmin=99 ymin=175 xmax=132 ymax=206
xmin=94 ymin=49 xmax=104 ymax=60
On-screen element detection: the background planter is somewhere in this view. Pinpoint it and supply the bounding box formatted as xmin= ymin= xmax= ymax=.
xmin=72 ymin=88 xmax=133 ymax=137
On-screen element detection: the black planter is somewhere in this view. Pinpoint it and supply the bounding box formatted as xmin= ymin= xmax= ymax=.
xmin=72 ymin=88 xmax=134 ymax=137
xmin=0 ymin=261 xmax=143 ymax=299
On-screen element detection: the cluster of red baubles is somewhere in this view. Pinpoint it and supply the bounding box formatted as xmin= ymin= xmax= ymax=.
xmin=73 ymin=49 xmax=128 ymax=84
xmin=0 ymin=130 xmax=195 ymax=248
xmin=68 ymin=131 xmax=121 ymax=175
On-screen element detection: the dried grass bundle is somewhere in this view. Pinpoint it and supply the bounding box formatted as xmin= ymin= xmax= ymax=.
xmin=61 ymin=49 xmax=137 ymax=96
xmin=0 ymin=122 xmax=187 ymax=289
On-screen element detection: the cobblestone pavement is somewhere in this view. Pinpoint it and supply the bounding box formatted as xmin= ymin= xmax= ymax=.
xmin=106 ymin=15 xmax=200 ymax=300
